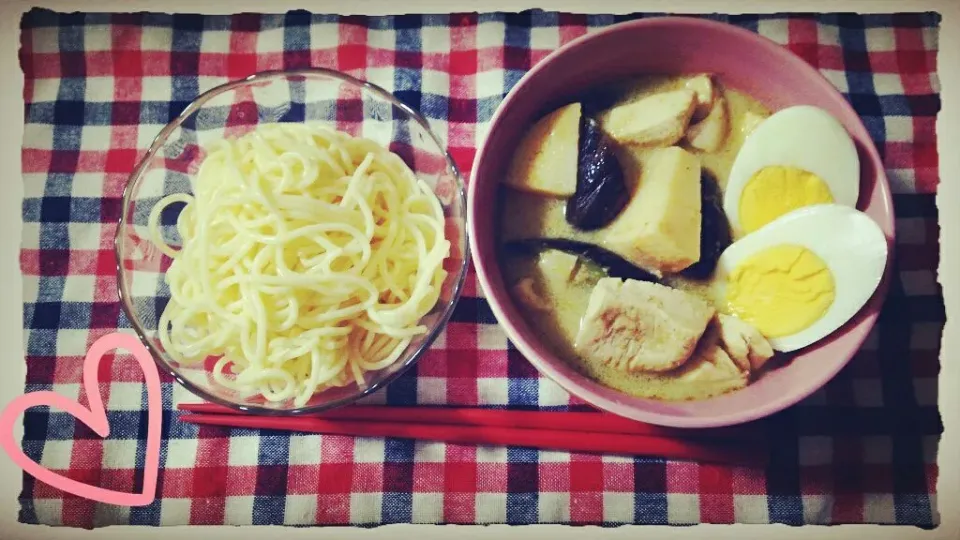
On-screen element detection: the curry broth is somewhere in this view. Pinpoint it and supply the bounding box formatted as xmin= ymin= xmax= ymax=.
xmin=497 ymin=74 xmax=772 ymax=401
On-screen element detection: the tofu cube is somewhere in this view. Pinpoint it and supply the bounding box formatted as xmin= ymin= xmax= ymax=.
xmin=502 ymin=102 xmax=582 ymax=197
xmin=602 ymin=146 xmax=703 ymax=274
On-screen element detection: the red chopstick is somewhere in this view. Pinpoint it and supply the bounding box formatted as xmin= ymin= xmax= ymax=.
xmin=178 ymin=412 xmax=766 ymax=466
xmin=177 ymin=403 xmax=765 ymax=441
xmin=177 ymin=404 xmax=768 ymax=466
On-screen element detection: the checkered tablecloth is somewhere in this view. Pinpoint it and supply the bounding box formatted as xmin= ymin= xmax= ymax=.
xmin=17 ymin=7 xmax=944 ymax=528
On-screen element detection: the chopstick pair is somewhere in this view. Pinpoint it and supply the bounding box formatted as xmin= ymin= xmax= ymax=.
xmin=178 ymin=403 xmax=769 ymax=467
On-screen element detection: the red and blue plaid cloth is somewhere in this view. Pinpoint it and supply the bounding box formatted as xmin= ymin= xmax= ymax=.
xmin=18 ymin=8 xmax=944 ymax=528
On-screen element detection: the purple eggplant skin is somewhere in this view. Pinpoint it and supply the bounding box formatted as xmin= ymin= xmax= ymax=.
xmin=579 ymin=88 xmax=622 ymax=117
xmin=680 ymin=169 xmax=731 ymax=280
xmin=503 ymin=238 xmax=660 ymax=284
xmin=565 ymin=115 xmax=629 ymax=231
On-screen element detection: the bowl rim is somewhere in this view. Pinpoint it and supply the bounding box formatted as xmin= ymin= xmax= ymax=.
xmin=467 ymin=15 xmax=896 ymax=428
xmin=115 ymin=67 xmax=470 ymax=416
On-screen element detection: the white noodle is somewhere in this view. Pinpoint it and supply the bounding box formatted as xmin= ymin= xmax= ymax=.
xmin=147 ymin=123 xmax=450 ymax=407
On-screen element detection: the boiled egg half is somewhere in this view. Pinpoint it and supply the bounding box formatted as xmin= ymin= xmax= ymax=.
xmin=723 ymin=105 xmax=861 ymax=237
xmin=712 ymin=204 xmax=887 ymax=353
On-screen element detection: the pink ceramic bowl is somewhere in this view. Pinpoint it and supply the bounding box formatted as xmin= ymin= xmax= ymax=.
xmin=468 ymin=17 xmax=894 ymax=428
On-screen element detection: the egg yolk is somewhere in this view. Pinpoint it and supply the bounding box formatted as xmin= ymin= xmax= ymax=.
xmin=739 ymin=166 xmax=834 ymax=234
xmin=724 ymin=244 xmax=836 ymax=338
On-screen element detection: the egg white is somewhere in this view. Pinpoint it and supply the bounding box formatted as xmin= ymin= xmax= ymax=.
xmin=713 ymin=204 xmax=888 ymax=353
xmin=723 ymin=105 xmax=861 ymax=236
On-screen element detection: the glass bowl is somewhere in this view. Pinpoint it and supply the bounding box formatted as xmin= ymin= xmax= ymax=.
xmin=116 ymin=68 xmax=469 ymax=415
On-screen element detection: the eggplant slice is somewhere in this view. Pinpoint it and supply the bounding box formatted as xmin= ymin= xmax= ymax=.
xmin=565 ymin=115 xmax=629 ymax=231
xmin=579 ymin=87 xmax=623 ymax=117
xmin=680 ymin=169 xmax=731 ymax=280
xmin=504 ymin=238 xmax=659 ymax=284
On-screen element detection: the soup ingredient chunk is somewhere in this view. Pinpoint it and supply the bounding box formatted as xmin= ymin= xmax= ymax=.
xmin=512 ymin=250 xmax=587 ymax=313
xmin=715 ymin=314 xmax=775 ymax=371
xmin=505 ymin=238 xmax=660 ymax=283
xmin=673 ymin=324 xmax=749 ymax=393
xmin=537 ymin=249 xmax=581 ymax=290
xmin=575 ymin=278 xmax=715 ymax=373
xmin=580 ymin=87 xmax=624 ymax=117
xmin=685 ymin=74 xmax=717 ymax=120
xmin=738 ymin=166 xmax=835 ymax=234
xmin=725 ymin=244 xmax=836 ymax=338
xmin=566 ymin=116 xmax=629 ymax=230
xmin=680 ymin=170 xmax=731 ymax=280
xmin=713 ymin=204 xmax=887 ymax=353
xmin=603 ymin=146 xmax=702 ymax=275
xmin=723 ymin=105 xmax=860 ymax=236
xmin=602 ymin=89 xmax=697 ymax=148
xmin=685 ymin=96 xmax=730 ymax=152
xmin=503 ymin=102 xmax=582 ymax=197
xmin=512 ymin=277 xmax=552 ymax=311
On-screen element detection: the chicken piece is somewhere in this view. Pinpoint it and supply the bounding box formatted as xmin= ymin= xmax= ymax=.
xmin=603 ymin=146 xmax=702 ymax=275
xmin=715 ymin=313 xmax=775 ymax=371
xmin=740 ymin=110 xmax=766 ymax=137
xmin=575 ymin=278 xmax=715 ymax=373
xmin=685 ymin=74 xmax=717 ymax=121
xmin=601 ymin=89 xmax=697 ymax=148
xmin=512 ymin=277 xmax=551 ymax=311
xmin=685 ymin=97 xmax=730 ymax=153
xmin=503 ymin=102 xmax=582 ymax=197
xmin=673 ymin=325 xmax=750 ymax=394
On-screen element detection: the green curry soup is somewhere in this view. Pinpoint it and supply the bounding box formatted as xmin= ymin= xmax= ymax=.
xmin=497 ymin=74 xmax=772 ymax=401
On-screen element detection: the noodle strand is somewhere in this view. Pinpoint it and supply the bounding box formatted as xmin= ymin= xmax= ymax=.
xmin=148 ymin=123 xmax=450 ymax=407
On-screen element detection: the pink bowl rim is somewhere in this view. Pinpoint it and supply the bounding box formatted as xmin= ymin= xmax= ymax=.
xmin=467 ymin=15 xmax=895 ymax=428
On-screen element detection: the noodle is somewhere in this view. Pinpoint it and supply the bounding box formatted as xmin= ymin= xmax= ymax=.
xmin=147 ymin=123 xmax=450 ymax=407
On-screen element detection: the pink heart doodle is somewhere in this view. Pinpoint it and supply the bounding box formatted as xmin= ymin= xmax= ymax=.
xmin=0 ymin=332 xmax=161 ymax=506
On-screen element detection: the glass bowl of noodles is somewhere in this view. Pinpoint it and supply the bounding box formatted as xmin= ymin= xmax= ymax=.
xmin=116 ymin=68 xmax=469 ymax=414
